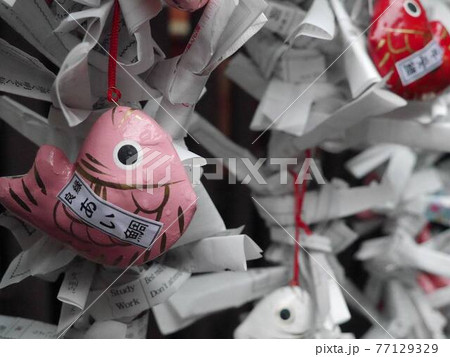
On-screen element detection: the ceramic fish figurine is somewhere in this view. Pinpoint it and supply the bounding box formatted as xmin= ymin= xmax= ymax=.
xmin=368 ymin=0 xmax=450 ymax=100
xmin=234 ymin=286 xmax=314 ymax=339
xmin=0 ymin=107 xmax=197 ymax=268
xmin=163 ymin=0 xmax=209 ymax=12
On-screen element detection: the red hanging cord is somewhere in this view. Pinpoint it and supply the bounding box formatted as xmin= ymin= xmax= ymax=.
xmin=107 ymin=0 xmax=122 ymax=103
xmin=290 ymin=149 xmax=313 ymax=286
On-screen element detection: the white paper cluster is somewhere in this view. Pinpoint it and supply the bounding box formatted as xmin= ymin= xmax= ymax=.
xmin=0 ymin=0 xmax=284 ymax=339
xmin=222 ymin=0 xmax=450 ymax=339
xmin=3 ymin=0 xmax=450 ymax=340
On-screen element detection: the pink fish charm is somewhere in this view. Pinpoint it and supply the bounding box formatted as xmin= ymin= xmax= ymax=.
xmin=163 ymin=0 xmax=209 ymax=12
xmin=0 ymin=107 xmax=197 ymax=268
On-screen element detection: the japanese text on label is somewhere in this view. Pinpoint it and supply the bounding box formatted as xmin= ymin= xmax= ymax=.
xmin=58 ymin=173 xmax=163 ymax=249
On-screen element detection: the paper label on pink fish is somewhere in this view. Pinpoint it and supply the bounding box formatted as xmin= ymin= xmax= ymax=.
xmin=58 ymin=173 xmax=163 ymax=249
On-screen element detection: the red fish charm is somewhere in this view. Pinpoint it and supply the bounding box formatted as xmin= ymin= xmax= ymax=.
xmin=368 ymin=0 xmax=450 ymax=99
xmin=0 ymin=107 xmax=197 ymax=268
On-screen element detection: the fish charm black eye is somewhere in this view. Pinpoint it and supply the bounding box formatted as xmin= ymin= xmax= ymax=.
xmin=404 ymin=0 xmax=421 ymax=17
xmin=279 ymin=308 xmax=291 ymax=321
xmin=117 ymin=145 xmax=138 ymax=165
xmin=113 ymin=140 xmax=142 ymax=169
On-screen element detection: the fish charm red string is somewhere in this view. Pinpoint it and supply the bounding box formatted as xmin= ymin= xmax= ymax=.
xmin=290 ymin=149 xmax=313 ymax=287
xmin=107 ymin=0 xmax=122 ymax=103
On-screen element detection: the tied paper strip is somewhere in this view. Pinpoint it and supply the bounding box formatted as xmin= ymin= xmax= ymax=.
xmin=264 ymin=0 xmax=305 ymax=38
xmin=54 ymin=0 xmax=161 ymax=126
xmin=188 ymin=112 xmax=292 ymax=196
xmin=0 ymin=95 xmax=99 ymax=161
xmin=275 ymin=48 xmax=327 ymax=84
xmin=364 ymin=281 xmax=415 ymax=339
xmin=89 ymin=263 xmax=190 ymax=321
xmin=343 ymin=100 xmax=450 ymax=151
xmin=357 ymin=229 xmax=450 ymax=279
xmin=0 ymin=237 xmax=77 ymax=289
xmin=0 ymin=315 xmax=57 ymax=339
xmin=409 ymin=288 xmax=447 ymax=339
xmin=266 ymin=225 xmax=356 ymax=256
xmin=308 ymin=249 xmax=351 ymax=331
xmin=251 ymin=79 xmax=343 ymax=136
xmin=225 ymin=53 xmax=268 ymax=100
xmin=70 ymin=0 xmax=102 ymax=6
xmin=83 ymin=321 xmax=128 ymax=339
xmin=286 ymin=0 xmax=336 ymax=43
xmin=57 ymin=259 xmax=97 ymax=310
xmin=58 ymin=303 xmax=86 ymax=334
xmin=244 ymin=78 xmax=405 ymax=154
xmin=124 ymin=311 xmax=149 ymax=339
xmin=245 ymin=30 xmax=289 ymax=79
xmin=58 ymin=309 xmax=150 ymax=338
xmin=81 ymin=313 xmax=149 ymax=339
xmin=0 ymin=38 xmax=55 ymax=102
xmin=254 ymin=145 xmax=428 ymax=226
xmin=265 ymin=234 xmax=334 ymax=265
xmin=428 ymin=284 xmax=450 ymax=310
xmin=149 ymin=0 xmax=268 ymax=138
xmin=50 ymin=0 xmax=86 ymax=21
xmin=330 ymin=0 xmax=381 ymax=98
xmin=0 ymin=212 xmax=44 ymax=250
xmin=153 ymin=266 xmax=290 ymax=335
xmin=172 ymin=182 xmax=227 ymax=247
xmin=53 ymin=0 xmax=114 ymax=126
xmin=346 ymin=144 xmax=418 ymax=208
xmin=162 ymin=234 xmax=262 ymax=273
xmin=245 ymin=31 xmax=329 ymax=83
xmin=0 ymin=0 xmax=79 ymax=66
xmin=374 ymin=281 xmax=446 ymax=339
xmin=266 ymin=82 xmax=407 ymax=156
xmin=323 ymin=220 xmax=359 ymax=254
xmin=254 ymin=181 xmax=387 ymax=226
xmin=114 ymin=0 xmax=161 ymax=75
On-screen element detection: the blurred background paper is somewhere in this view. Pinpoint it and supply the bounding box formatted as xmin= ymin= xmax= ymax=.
xmin=287 ymin=0 xmax=336 ymax=43
xmin=330 ymin=0 xmax=381 ymax=98
xmin=4 ymin=0 xmax=450 ymax=340
xmin=0 ymin=39 xmax=55 ymax=102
